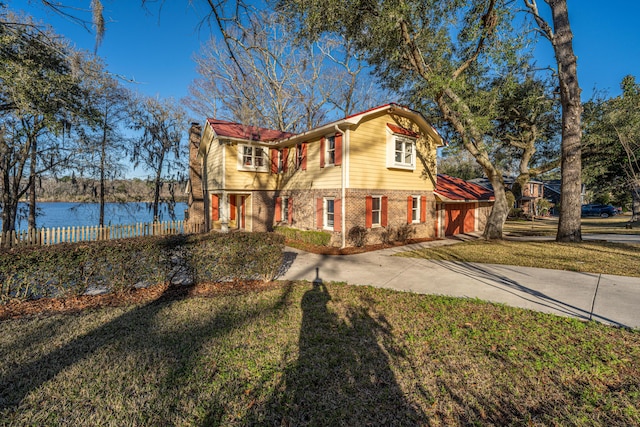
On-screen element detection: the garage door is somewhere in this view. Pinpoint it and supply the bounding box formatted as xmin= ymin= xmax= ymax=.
xmin=444 ymin=203 xmax=475 ymax=236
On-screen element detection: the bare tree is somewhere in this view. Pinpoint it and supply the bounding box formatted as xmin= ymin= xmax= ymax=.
xmin=185 ymin=11 xmax=386 ymax=131
xmin=185 ymin=11 xmax=328 ymax=132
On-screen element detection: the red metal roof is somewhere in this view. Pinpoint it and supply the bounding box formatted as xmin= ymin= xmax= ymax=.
xmin=387 ymin=123 xmax=419 ymax=137
xmin=435 ymin=174 xmax=495 ymax=201
xmin=207 ymin=119 xmax=296 ymax=142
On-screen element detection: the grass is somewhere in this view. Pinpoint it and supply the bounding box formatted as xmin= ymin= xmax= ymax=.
xmin=399 ymin=240 xmax=640 ymax=277
xmin=504 ymin=214 xmax=640 ymax=236
xmin=1 ymin=282 xmax=639 ymax=426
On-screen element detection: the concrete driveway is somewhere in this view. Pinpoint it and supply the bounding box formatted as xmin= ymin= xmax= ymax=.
xmin=278 ymin=235 xmax=640 ymax=329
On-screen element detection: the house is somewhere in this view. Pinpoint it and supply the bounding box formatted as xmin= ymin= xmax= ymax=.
xmin=470 ymin=176 xmax=545 ymax=216
xmin=186 ymin=103 xmax=493 ymax=247
xmin=543 ymin=179 xmax=586 ymax=211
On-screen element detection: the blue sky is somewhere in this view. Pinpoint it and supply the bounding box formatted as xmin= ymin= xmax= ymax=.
xmin=10 ymin=0 xmax=640 ymax=117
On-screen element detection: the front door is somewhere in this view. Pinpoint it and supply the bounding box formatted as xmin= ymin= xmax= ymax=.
xmin=229 ymin=195 xmax=246 ymax=230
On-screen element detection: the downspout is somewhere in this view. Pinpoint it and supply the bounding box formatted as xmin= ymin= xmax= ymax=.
xmin=336 ymin=124 xmax=347 ymax=249
xmin=220 ymin=140 xmax=228 ymax=232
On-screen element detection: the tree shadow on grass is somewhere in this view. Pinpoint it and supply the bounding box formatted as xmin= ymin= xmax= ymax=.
xmin=0 ymin=281 xmax=295 ymax=424
xmin=243 ymin=281 xmax=426 ymax=426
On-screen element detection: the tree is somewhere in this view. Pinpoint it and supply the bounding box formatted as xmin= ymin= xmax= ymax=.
xmin=0 ymin=1 xmax=105 ymax=50
xmin=488 ymin=73 xmax=560 ymax=199
xmin=583 ymin=76 xmax=640 ymax=217
xmin=129 ymin=95 xmax=185 ymax=222
xmin=0 ymin=13 xmax=86 ymax=234
xmin=185 ymin=11 xmax=383 ymax=132
xmin=438 ymin=149 xmax=485 ymax=181
xmin=76 ymin=59 xmax=132 ymax=226
xmin=186 ymin=12 xmax=327 ymax=132
xmin=279 ymin=0 xmax=549 ymax=239
xmin=524 ymin=0 xmax=583 ymax=242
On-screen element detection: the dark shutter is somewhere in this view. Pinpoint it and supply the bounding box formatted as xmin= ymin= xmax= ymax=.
xmin=335 ymin=132 xmax=342 ymax=166
xmin=381 ymin=196 xmax=388 ymax=227
xmin=365 ymin=196 xmax=373 ymax=229
xmin=316 ymin=198 xmax=323 ymax=229
xmin=211 ymin=194 xmax=219 ymax=221
xmin=275 ymin=197 xmax=282 ymax=222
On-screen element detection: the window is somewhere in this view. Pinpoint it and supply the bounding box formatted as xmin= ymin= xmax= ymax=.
xmin=387 ymin=131 xmax=416 ymax=170
xmin=371 ymin=196 xmax=381 ymax=226
xmin=295 ymin=143 xmax=307 ymax=170
xmin=366 ymin=195 xmax=387 ymax=228
xmin=395 ymin=136 xmax=414 ymax=167
xmin=325 ymin=135 xmax=336 ymax=165
xmin=282 ymin=197 xmax=289 ymax=222
xmin=324 ymin=198 xmax=335 ymax=229
xmin=411 ymin=196 xmax=420 ymax=223
xmin=276 ymin=149 xmax=285 ymax=173
xmin=239 ymin=145 xmax=268 ymax=171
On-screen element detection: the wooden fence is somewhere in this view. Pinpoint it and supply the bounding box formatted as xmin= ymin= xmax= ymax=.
xmin=0 ymin=220 xmax=206 ymax=248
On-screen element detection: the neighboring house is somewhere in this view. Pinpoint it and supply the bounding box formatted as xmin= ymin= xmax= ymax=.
xmin=543 ymin=179 xmax=586 ymax=210
xmin=470 ymin=177 xmax=545 ymax=215
xmin=434 ymin=174 xmax=494 ymax=236
xmin=186 ymin=103 xmax=492 ymax=247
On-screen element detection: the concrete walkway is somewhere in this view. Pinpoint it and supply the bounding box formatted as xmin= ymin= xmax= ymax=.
xmin=278 ymin=234 xmax=640 ymax=329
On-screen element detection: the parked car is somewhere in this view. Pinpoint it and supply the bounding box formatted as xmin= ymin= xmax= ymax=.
xmin=581 ymin=204 xmax=618 ymax=218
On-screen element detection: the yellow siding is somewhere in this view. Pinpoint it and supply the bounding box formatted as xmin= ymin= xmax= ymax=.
xmin=204 ymin=110 xmax=438 ymax=194
xmin=348 ymin=113 xmax=436 ymax=191
xmin=280 ymin=135 xmax=342 ymax=191
xmin=203 ymin=126 xmax=224 ymax=191
xmin=223 ymin=144 xmax=279 ymax=191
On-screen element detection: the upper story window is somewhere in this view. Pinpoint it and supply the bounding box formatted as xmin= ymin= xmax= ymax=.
xmin=387 ymin=130 xmax=417 ymax=170
xmin=325 ymin=135 xmax=336 ymax=165
xmin=295 ymin=143 xmax=307 ymax=170
xmin=394 ymin=136 xmax=415 ymax=168
xmin=239 ymin=145 xmax=268 ymax=172
xmin=277 ymin=149 xmax=285 ymax=173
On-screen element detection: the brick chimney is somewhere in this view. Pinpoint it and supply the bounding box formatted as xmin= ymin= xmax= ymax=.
xmin=186 ymin=122 xmax=205 ymax=231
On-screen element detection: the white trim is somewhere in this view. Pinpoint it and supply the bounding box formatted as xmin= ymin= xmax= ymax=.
xmin=371 ymin=195 xmax=382 ymax=227
xmin=386 ymin=129 xmax=416 ymax=170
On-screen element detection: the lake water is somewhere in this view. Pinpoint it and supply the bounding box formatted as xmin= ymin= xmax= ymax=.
xmin=8 ymin=202 xmax=188 ymax=231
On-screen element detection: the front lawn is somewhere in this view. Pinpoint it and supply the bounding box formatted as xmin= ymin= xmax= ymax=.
xmin=1 ymin=282 xmax=639 ymax=426
xmin=399 ymin=240 xmax=640 ymax=277
xmin=505 ymin=215 xmax=640 ymax=236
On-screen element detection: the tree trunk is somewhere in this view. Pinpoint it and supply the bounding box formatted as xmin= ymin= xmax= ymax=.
xmin=27 ymin=133 xmax=37 ymax=230
xmin=549 ymin=0 xmax=582 ymax=242
xmin=1 ymin=170 xmax=16 ymax=235
xmin=152 ymin=151 xmax=165 ymax=223
xmin=632 ymin=179 xmax=640 ymax=221
xmin=99 ymin=114 xmax=108 ymax=227
xmin=483 ymin=172 xmax=510 ymax=239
